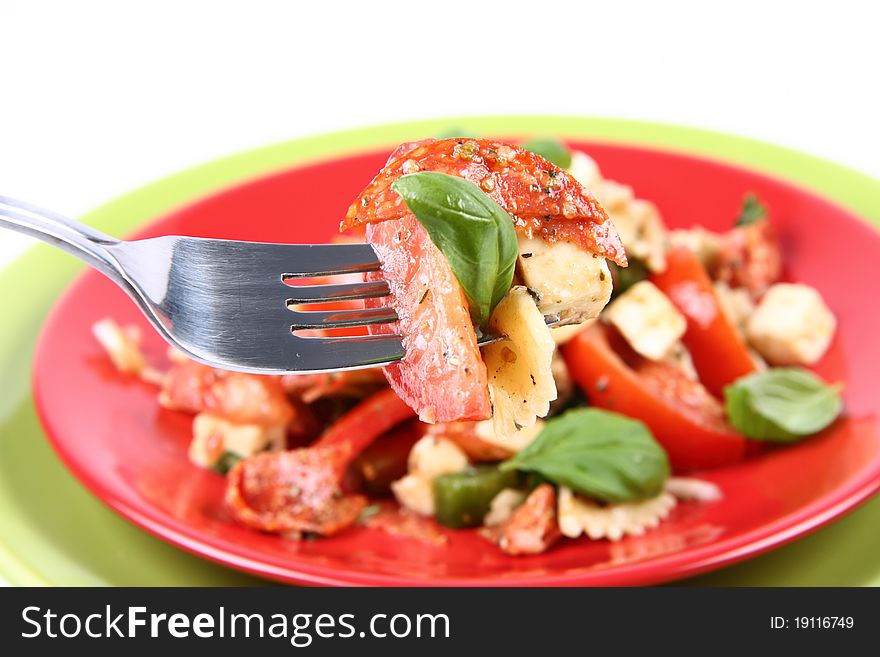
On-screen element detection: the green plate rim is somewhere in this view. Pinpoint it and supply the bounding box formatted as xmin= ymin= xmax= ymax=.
xmin=1 ymin=115 xmax=878 ymax=586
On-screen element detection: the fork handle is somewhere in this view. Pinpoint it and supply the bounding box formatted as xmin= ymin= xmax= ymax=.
xmin=0 ymin=195 xmax=122 ymax=277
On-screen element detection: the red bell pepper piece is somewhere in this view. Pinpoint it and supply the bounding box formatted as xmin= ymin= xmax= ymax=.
xmin=650 ymin=246 xmax=757 ymax=398
xmin=562 ymin=323 xmax=746 ymax=470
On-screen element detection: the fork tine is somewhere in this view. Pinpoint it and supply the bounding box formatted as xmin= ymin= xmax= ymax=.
xmin=280 ymin=243 xmax=381 ymax=277
xmin=289 ymin=333 xmax=406 ymax=371
xmin=287 ymin=305 xmax=399 ymax=330
xmin=285 ymin=280 xmax=390 ymax=304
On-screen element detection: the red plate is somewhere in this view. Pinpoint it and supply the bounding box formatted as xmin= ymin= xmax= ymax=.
xmin=33 ymin=142 xmax=880 ymax=586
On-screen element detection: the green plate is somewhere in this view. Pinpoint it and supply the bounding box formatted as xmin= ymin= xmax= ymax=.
xmin=2 ymin=116 xmax=879 ymax=586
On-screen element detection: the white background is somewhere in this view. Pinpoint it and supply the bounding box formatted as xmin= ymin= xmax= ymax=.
xmin=0 ymin=0 xmax=877 ymax=586
xmin=2 ymin=0 xmax=878 ymax=270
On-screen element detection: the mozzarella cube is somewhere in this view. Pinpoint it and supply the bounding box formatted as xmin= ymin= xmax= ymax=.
xmin=603 ymin=280 xmax=687 ymax=360
xmin=407 ymin=435 xmax=469 ymax=479
xmin=746 ymin=283 xmax=836 ymax=365
xmin=605 ymin=198 xmax=667 ymax=273
xmin=391 ymin=474 xmax=436 ymax=516
xmin=393 ymin=436 xmax=470 ymax=516
xmin=517 ymin=238 xmax=612 ymax=324
xmin=189 ymin=413 xmax=285 ymax=468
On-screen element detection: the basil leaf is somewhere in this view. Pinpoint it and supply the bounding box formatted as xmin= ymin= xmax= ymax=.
xmin=520 ymin=137 xmax=572 ymax=169
xmin=724 ymin=368 xmax=842 ymax=442
xmin=735 ymin=193 xmax=767 ymax=227
xmin=500 ymin=408 xmax=670 ymax=503
xmin=391 ymin=171 xmax=518 ymax=327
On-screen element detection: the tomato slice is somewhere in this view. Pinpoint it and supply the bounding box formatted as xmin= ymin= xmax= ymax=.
xmin=226 ymin=389 xmax=415 ymax=536
xmin=364 ymin=214 xmax=493 ymax=423
xmin=342 ymin=138 xmax=626 ymax=265
xmin=226 ymin=444 xmax=367 ymax=536
xmin=650 ymin=246 xmax=757 ymax=398
xmin=561 ymin=323 xmax=746 ymax=470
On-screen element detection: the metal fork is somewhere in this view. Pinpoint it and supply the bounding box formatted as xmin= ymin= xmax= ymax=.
xmin=0 ymin=195 xmax=407 ymax=374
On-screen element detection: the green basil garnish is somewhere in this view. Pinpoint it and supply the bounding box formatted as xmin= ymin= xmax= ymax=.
xmin=391 ymin=171 xmax=518 ymax=327
xmin=500 ymin=408 xmax=670 ymax=503
xmin=724 ymin=368 xmax=842 ymax=442
xmin=735 ymin=193 xmax=768 ymax=227
xmin=520 ymin=137 xmax=572 ymax=169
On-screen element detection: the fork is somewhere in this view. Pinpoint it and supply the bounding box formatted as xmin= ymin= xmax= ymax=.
xmin=1 ymin=196 xmax=565 ymax=373
xmin=0 ymin=195 xmax=409 ymax=374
